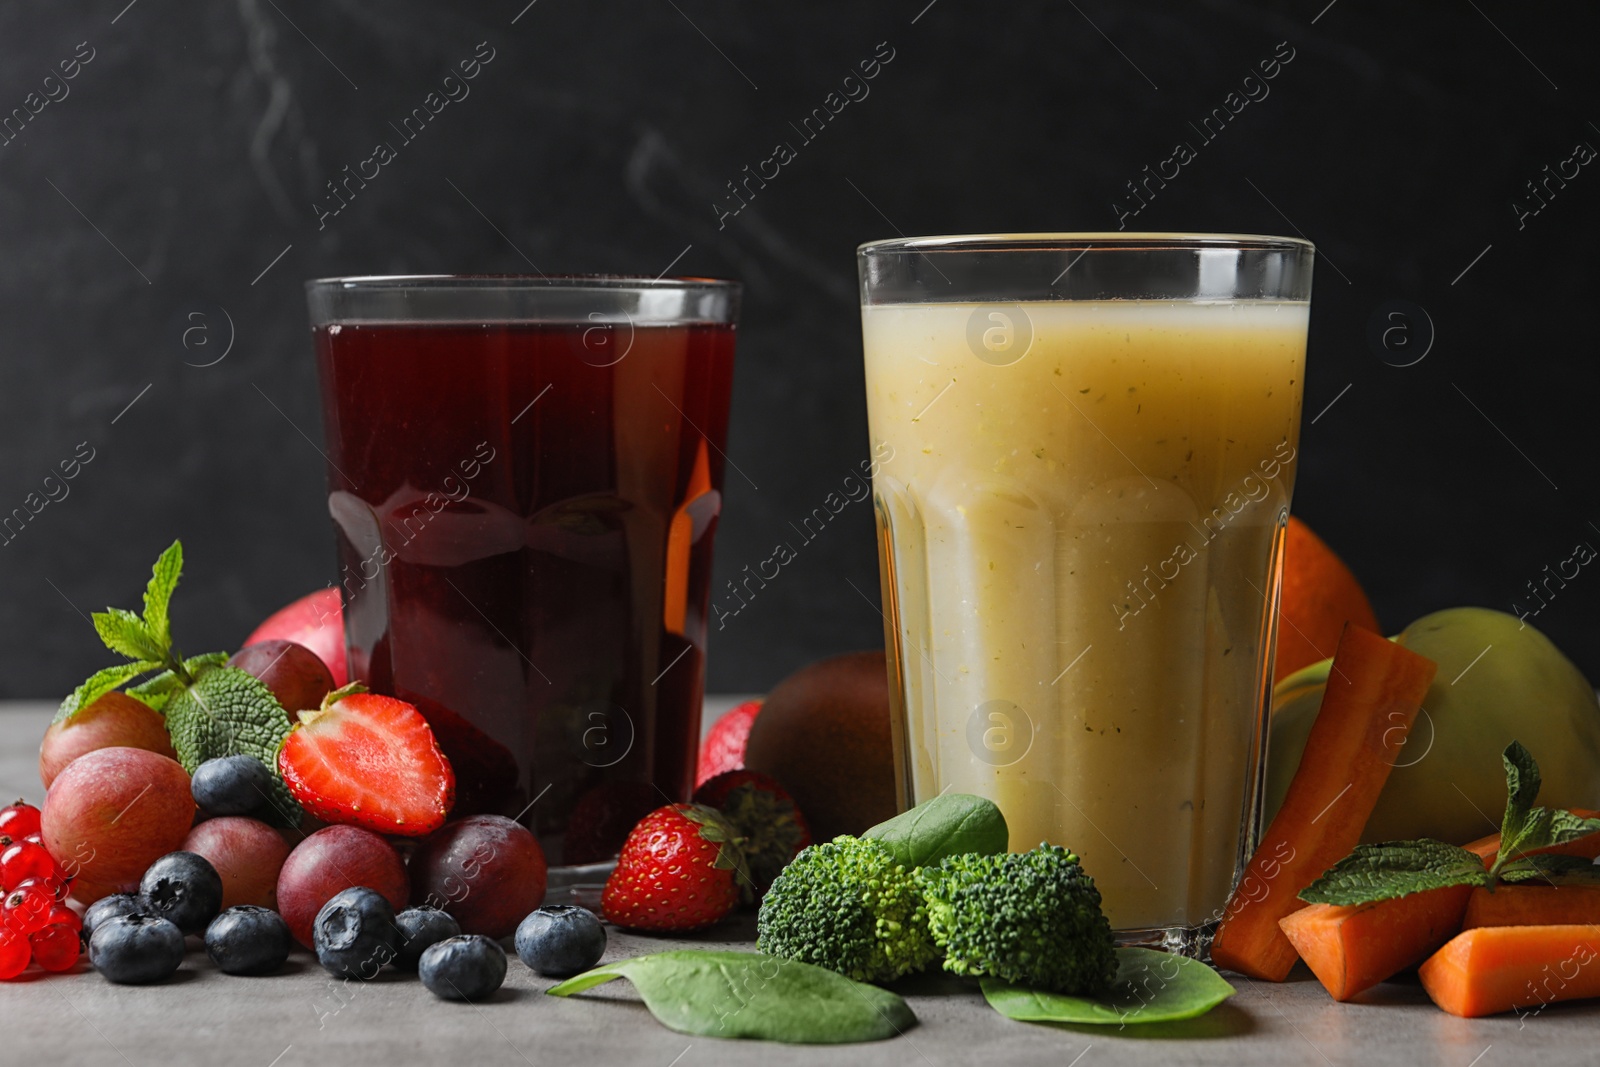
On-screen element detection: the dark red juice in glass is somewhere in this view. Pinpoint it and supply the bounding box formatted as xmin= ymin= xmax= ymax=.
xmin=312 ymin=303 xmax=736 ymax=869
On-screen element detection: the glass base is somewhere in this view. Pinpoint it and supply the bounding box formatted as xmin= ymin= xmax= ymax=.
xmin=1114 ymin=920 xmax=1217 ymax=961
xmin=542 ymin=859 xmax=615 ymax=910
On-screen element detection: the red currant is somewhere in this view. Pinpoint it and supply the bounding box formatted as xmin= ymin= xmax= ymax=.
xmin=3 ymin=884 xmax=53 ymax=935
xmin=17 ymin=874 xmax=69 ymax=903
xmin=0 ymin=928 xmax=27 ymax=979
xmin=45 ymin=905 xmax=80 ymax=932
xmin=0 ymin=841 xmax=57 ymax=891
xmin=29 ymin=923 xmax=78 ymax=972
xmin=0 ymin=802 xmax=41 ymax=842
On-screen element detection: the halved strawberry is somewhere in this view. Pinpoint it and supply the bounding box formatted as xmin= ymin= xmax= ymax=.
xmin=278 ymin=684 xmax=454 ymax=837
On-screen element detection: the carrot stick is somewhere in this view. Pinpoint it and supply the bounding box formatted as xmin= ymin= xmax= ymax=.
xmin=1277 ymin=811 xmax=1600 ymax=1000
xmin=1419 ymin=924 xmax=1600 ymax=1017
xmin=1464 ymin=886 xmax=1600 ymax=930
xmin=1279 ymin=885 xmax=1473 ymax=1000
xmin=1211 ymin=623 xmax=1437 ymax=981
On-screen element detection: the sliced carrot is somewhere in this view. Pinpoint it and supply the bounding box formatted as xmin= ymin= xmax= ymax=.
xmin=1211 ymin=623 xmax=1437 ymax=981
xmin=1278 ymin=810 xmax=1600 ymax=1000
xmin=1279 ymin=885 xmax=1473 ymax=1000
xmin=1464 ymin=886 xmax=1600 ymax=930
xmin=1419 ymin=924 xmax=1600 ymax=1017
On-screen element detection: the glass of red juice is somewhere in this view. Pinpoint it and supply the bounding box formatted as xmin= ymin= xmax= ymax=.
xmin=304 ymin=275 xmax=740 ymax=879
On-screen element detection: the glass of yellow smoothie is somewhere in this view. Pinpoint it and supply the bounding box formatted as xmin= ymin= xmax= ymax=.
xmin=857 ymin=234 xmax=1313 ymax=954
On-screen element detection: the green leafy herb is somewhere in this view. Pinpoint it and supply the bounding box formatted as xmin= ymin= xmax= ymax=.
xmin=1300 ymin=742 xmax=1600 ymax=906
xmin=547 ymin=950 xmax=915 ymax=1044
xmin=863 ymin=793 xmax=1009 ymax=868
xmin=128 ymin=652 xmax=230 ymax=714
xmin=980 ymin=948 xmax=1234 ymax=1027
xmin=164 ymin=666 xmax=300 ymax=824
xmin=1299 ymin=839 xmax=1489 ymax=906
xmin=56 ymin=541 xmax=302 ymax=826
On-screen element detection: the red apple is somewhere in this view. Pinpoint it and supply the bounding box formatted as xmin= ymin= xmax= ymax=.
xmin=245 ymin=588 xmax=348 ymax=687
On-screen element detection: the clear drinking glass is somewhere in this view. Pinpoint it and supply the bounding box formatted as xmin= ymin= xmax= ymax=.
xmin=857 ymin=235 xmax=1312 ymax=953
xmin=305 ymin=275 xmax=740 ymax=882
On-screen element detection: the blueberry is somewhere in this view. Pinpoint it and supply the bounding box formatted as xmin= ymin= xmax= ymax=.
xmin=419 ymin=934 xmax=507 ymax=1001
xmin=205 ymin=905 xmax=292 ymax=976
xmin=82 ymin=893 xmax=142 ymax=941
xmin=394 ymin=905 xmax=461 ymax=971
xmin=89 ymin=914 xmax=186 ymax=984
xmin=313 ymin=887 xmax=400 ymax=979
xmin=515 ymin=905 xmax=606 ymax=976
xmin=191 ymin=755 xmax=273 ymax=817
xmin=139 ymin=851 xmax=224 ymax=935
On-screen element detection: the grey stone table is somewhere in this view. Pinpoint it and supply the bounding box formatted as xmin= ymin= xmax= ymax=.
xmin=1 ymin=699 xmax=1595 ymax=1066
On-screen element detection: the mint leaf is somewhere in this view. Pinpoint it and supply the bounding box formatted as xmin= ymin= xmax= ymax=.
xmin=54 ymin=661 xmax=163 ymax=724
xmin=164 ymin=665 xmax=301 ymax=826
xmin=546 ymin=950 xmax=915 ymax=1043
xmin=142 ymin=540 xmax=182 ymax=649
xmin=1498 ymin=854 xmax=1600 ymax=885
xmin=864 ymin=794 xmax=1009 ymax=868
xmin=92 ymin=607 xmax=167 ymax=663
xmin=1299 ymin=840 xmax=1488 ymax=906
xmin=129 ymin=652 xmax=229 ymax=714
xmin=1544 ymin=809 xmax=1600 ymax=848
xmin=1496 ymin=741 xmax=1543 ymax=863
xmin=981 ymin=948 xmax=1235 ymax=1027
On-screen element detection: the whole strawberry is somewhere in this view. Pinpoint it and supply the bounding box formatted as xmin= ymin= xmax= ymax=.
xmin=601 ymin=804 xmax=746 ymax=932
xmin=692 ymin=770 xmax=810 ymax=898
xmin=696 ymin=700 xmax=760 ymax=787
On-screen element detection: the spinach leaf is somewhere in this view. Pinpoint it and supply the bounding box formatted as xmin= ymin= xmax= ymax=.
xmin=864 ymin=794 xmax=1008 ymax=869
xmin=981 ymin=948 xmax=1234 ymax=1027
xmin=546 ymin=950 xmax=916 ymax=1044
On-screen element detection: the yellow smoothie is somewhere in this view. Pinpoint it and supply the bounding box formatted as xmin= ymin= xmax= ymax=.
xmin=863 ymin=299 xmax=1306 ymax=932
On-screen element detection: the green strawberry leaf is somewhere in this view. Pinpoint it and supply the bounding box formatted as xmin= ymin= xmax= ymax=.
xmin=54 ymin=661 xmax=163 ymax=724
xmin=164 ymin=665 xmax=301 ymax=827
xmin=981 ymin=948 xmax=1235 ymax=1027
xmin=128 ymin=652 xmax=230 ymax=714
xmin=92 ymin=607 xmax=167 ymax=663
xmin=142 ymin=540 xmax=182 ymax=648
xmin=1299 ymin=839 xmax=1489 ymax=906
xmin=546 ymin=950 xmax=915 ymax=1043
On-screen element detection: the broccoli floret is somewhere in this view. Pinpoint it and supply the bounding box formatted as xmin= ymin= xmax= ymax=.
xmin=917 ymin=843 xmax=1117 ymax=994
xmin=755 ymin=835 xmax=938 ymax=984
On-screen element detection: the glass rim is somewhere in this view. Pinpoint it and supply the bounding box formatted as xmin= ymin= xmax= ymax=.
xmin=857 ymin=232 xmax=1314 ymax=255
xmin=304 ymin=273 xmax=741 ymax=293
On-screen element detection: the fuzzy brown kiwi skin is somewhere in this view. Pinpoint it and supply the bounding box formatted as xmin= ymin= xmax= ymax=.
xmin=743 ymin=651 xmax=897 ymax=843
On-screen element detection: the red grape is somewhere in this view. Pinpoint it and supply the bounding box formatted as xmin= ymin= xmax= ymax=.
xmin=182 ymin=817 xmax=291 ymax=909
xmin=229 ymin=640 xmax=336 ymax=717
xmin=41 ymin=747 xmax=194 ymax=887
xmin=38 ymin=694 xmax=177 ymax=789
xmin=410 ymin=816 xmax=547 ymax=939
xmin=276 ymin=825 xmax=407 ymax=948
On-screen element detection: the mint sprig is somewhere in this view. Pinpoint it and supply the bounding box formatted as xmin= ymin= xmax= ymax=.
xmin=1300 ymin=741 xmax=1600 ymax=906
xmin=56 ymin=540 xmax=302 ymax=826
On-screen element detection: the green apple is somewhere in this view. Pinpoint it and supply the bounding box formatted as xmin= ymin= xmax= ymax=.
xmin=1264 ymin=607 xmax=1600 ymax=844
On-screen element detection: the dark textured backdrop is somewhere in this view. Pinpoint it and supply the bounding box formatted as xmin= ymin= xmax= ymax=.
xmin=2 ymin=0 xmax=1597 ymax=698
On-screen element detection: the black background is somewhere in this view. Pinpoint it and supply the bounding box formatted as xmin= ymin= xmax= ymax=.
xmin=2 ymin=0 xmax=1597 ymax=698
